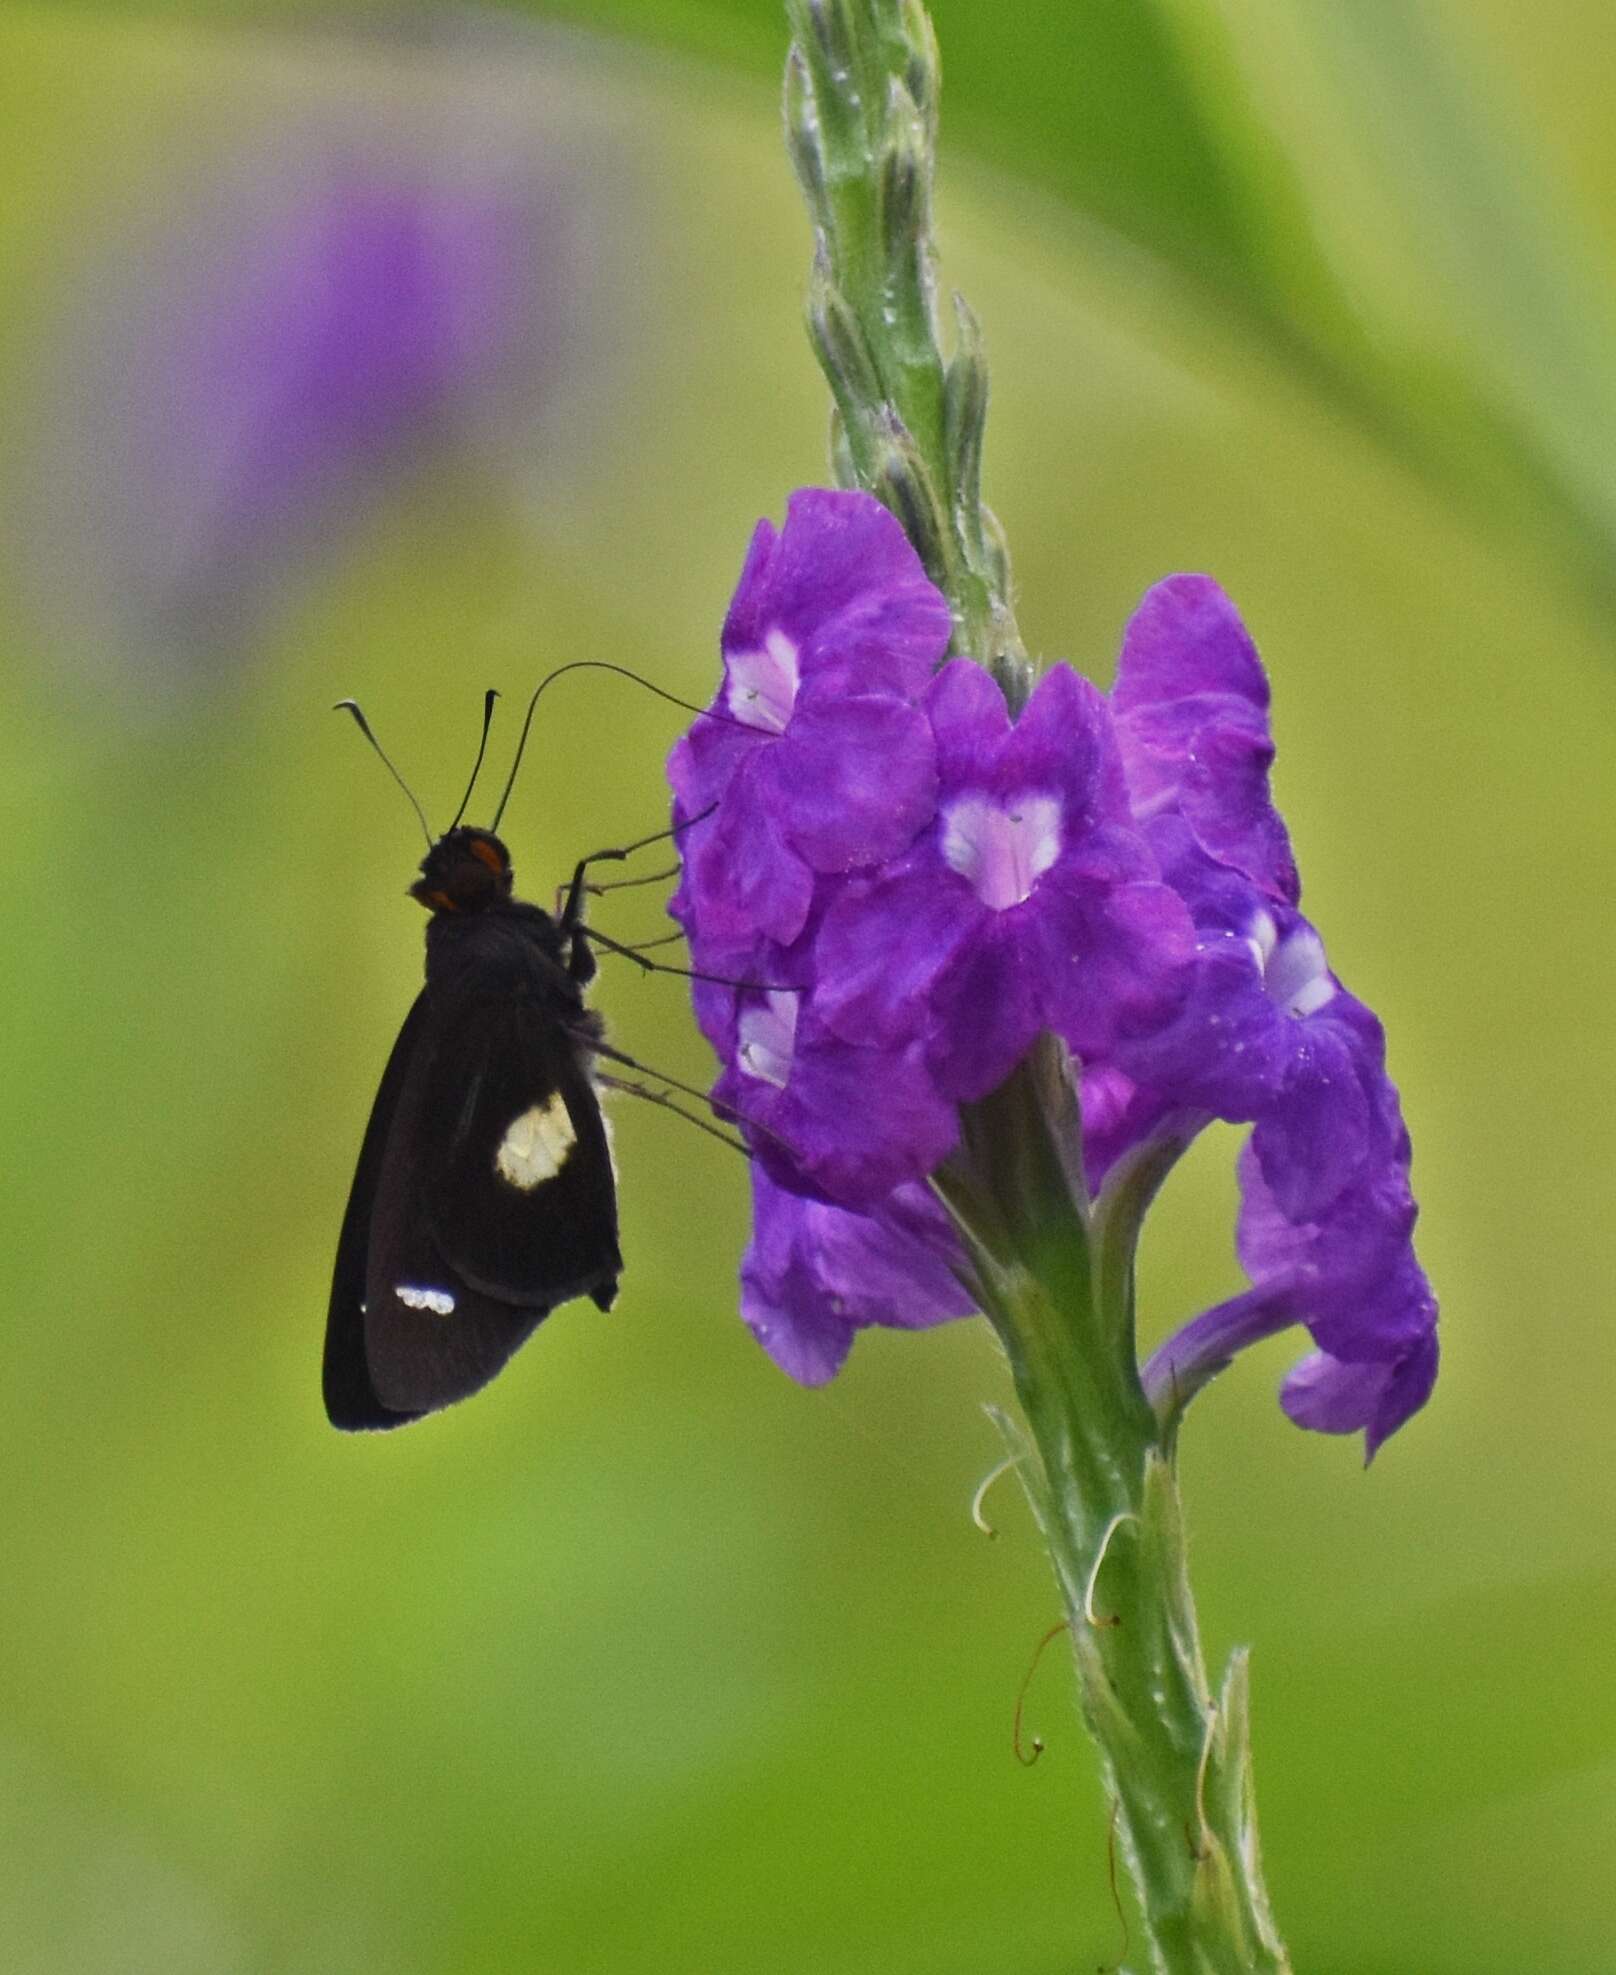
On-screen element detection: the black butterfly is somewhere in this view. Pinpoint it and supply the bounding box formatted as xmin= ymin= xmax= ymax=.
xmin=325 ymin=674 xmax=750 ymax=1431
xmin=325 ymin=821 xmax=622 ymax=1430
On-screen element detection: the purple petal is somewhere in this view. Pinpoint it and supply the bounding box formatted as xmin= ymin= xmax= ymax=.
xmin=1236 ymin=1140 xmax=1418 ymax=1300
xmin=996 ymin=663 xmax=1125 ymax=829
xmin=1366 ymin=1329 xmax=1440 ymax=1456
xmin=740 ymin=1274 xmax=855 ymax=1384
xmin=1280 ymin=1330 xmax=1438 ymax=1460
xmin=724 ymin=490 xmax=951 ymax=703
xmin=716 ymin=1003 xmax=959 ymax=1208
xmin=1111 ymin=576 xmax=1297 ymax=902
xmin=923 ymin=659 xmax=1012 ymax=788
xmin=739 ymin=1167 xmax=974 ymax=1384
xmin=927 ymin=914 xmax=1044 ymax=1101
xmin=668 ymin=705 xmax=766 ymax=815
xmin=1035 ymin=871 xmax=1196 ymax=1061
xmin=772 ymin=696 xmax=938 ymax=872
xmin=1111 ymin=932 xmax=1288 ymax=1114
xmin=775 ymin=1019 xmax=959 ymax=1204
xmin=815 ymin=864 xmax=982 ymax=1047
xmin=689 ymin=750 xmax=815 ymax=947
xmin=1234 ymin=1140 xmax=1438 ymax=1451
xmin=1112 ymin=575 xmax=1272 ymax=716
xmin=1279 ymin=1350 xmax=1394 ymax=1433
xmin=1249 ymin=1023 xmax=1373 ymax=1221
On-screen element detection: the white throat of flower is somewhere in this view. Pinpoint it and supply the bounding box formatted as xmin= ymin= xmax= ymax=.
xmin=941 ymin=793 xmax=1062 ymax=911
xmin=725 ymin=628 xmax=801 ymax=733
xmin=737 ymin=990 xmax=800 ymax=1088
xmin=1247 ymin=909 xmax=1335 ymax=1018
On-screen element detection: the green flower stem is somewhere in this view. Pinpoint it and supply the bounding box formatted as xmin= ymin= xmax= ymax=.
xmin=938 ymin=1047 xmax=1289 ymax=1972
xmin=783 ymin=5 xmax=1291 ymax=1965
xmin=784 ymin=0 xmax=1022 ymax=666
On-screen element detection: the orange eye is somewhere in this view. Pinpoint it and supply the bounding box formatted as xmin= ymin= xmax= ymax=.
xmin=428 ymin=890 xmax=457 ymax=912
xmin=469 ymin=838 xmax=506 ymax=876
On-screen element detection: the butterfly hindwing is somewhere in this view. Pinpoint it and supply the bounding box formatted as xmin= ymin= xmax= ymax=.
xmin=420 ymin=994 xmax=620 ymax=1308
xmin=324 ymin=993 xmax=431 ymax=1430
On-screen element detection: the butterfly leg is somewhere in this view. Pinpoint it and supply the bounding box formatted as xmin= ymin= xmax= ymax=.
xmin=576 ymin=1034 xmax=797 ymax=1163
xmin=594 ymin=1071 xmax=749 ymax=1157
xmin=578 ymin=923 xmax=787 ymax=992
xmin=557 ymin=804 xmax=720 ymax=984
xmin=585 ymin=862 xmax=681 ymax=898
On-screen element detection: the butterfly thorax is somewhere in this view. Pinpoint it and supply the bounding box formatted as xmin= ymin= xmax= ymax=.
xmin=423 ymin=896 xmax=576 ymax=1007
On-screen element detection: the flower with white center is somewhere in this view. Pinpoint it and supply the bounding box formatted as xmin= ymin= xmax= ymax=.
xmin=816 ymin=660 xmax=1193 ymax=1102
xmin=710 ymin=981 xmax=957 ymax=1210
xmin=1248 ymin=910 xmax=1335 ymax=1019
xmin=668 ymin=488 xmax=950 ymax=949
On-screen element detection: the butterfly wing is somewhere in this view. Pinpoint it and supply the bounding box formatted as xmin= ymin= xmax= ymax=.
xmin=324 ymin=993 xmax=430 ymax=1430
xmin=352 ymin=990 xmax=620 ymax=1422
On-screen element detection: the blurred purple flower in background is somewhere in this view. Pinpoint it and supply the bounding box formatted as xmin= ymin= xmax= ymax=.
xmin=142 ymin=169 xmax=547 ymax=600
xmin=19 ymin=33 xmax=593 ymax=697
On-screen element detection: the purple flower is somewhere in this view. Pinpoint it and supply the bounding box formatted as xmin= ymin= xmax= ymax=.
xmin=667 ymin=489 xmax=951 ymax=949
xmin=708 ymin=981 xmax=960 ymax=1208
xmin=1142 ymin=1132 xmax=1438 ymax=1461
xmin=815 ymin=660 xmax=1194 ymax=1101
xmin=1103 ymin=575 xmax=1438 ymax=1454
xmin=740 ymin=1166 xmax=975 ymax=1384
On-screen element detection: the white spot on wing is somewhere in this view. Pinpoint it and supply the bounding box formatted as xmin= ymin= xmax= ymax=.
xmin=495 ymin=1093 xmax=576 ymax=1190
xmin=396 ymin=1284 xmax=455 ymax=1316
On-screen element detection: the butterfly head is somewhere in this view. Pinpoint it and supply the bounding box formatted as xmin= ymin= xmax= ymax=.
xmin=410 ymin=827 xmax=514 ymax=913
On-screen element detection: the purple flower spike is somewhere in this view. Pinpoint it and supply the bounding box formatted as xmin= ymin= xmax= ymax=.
xmin=668 ymin=490 xmax=951 ymax=948
xmin=672 ymin=508 xmax=1437 ymax=1445
xmin=817 ymin=662 xmax=1195 ymax=1101
xmin=741 ymin=1166 xmax=975 ymax=1383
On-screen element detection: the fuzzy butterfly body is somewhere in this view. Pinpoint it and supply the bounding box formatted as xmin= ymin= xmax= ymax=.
xmin=325 ymin=827 xmax=620 ymax=1430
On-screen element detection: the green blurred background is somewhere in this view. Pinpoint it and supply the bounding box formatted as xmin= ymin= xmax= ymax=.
xmin=2 ymin=3 xmax=1612 ymax=1970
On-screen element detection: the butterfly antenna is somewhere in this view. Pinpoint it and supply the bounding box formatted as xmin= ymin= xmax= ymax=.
xmin=447 ymin=689 xmax=501 ymax=832
xmin=489 ymin=660 xmax=744 ymax=833
xmin=333 ymin=699 xmax=434 ymax=848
